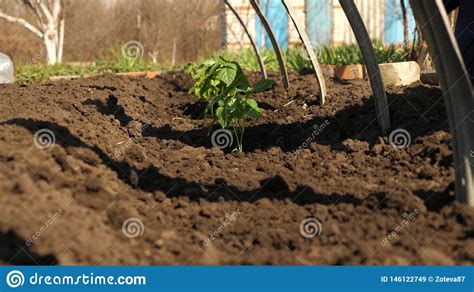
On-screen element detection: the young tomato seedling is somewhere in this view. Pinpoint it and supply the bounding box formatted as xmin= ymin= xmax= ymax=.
xmin=188 ymin=56 xmax=274 ymax=152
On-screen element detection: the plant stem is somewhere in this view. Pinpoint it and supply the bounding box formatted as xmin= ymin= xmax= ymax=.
xmin=239 ymin=120 xmax=245 ymax=152
xmin=232 ymin=125 xmax=241 ymax=152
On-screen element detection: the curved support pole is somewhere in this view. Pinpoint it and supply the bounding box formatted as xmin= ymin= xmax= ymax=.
xmin=339 ymin=0 xmax=391 ymax=134
xmin=281 ymin=0 xmax=326 ymax=105
xmin=224 ymin=0 xmax=267 ymax=79
xmin=250 ymin=0 xmax=290 ymax=89
xmin=410 ymin=0 xmax=474 ymax=206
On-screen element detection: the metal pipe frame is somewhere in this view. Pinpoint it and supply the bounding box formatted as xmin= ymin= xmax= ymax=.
xmin=410 ymin=0 xmax=474 ymax=206
xmin=224 ymin=0 xmax=267 ymax=79
xmin=281 ymin=0 xmax=327 ymax=105
xmin=250 ymin=0 xmax=290 ymax=89
xmin=339 ymin=0 xmax=391 ymax=134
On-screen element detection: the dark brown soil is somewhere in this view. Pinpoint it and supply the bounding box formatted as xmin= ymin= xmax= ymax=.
xmin=0 ymin=72 xmax=472 ymax=265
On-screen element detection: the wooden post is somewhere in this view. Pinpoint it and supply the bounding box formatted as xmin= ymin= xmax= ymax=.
xmin=136 ymin=14 xmax=141 ymax=42
xmin=339 ymin=0 xmax=391 ymax=134
xmin=410 ymin=0 xmax=474 ymax=206
xmin=282 ymin=0 xmax=327 ymax=105
xmin=172 ymin=38 xmax=177 ymax=67
xmin=224 ymin=0 xmax=267 ymax=79
xmin=250 ymin=0 xmax=290 ymax=89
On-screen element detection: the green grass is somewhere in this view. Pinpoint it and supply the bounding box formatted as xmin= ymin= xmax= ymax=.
xmin=221 ymin=41 xmax=408 ymax=73
xmin=220 ymin=48 xmax=281 ymax=72
xmin=16 ymin=61 xmax=162 ymax=84
xmin=15 ymin=41 xmax=408 ymax=84
xmin=15 ymin=44 xmax=163 ymax=84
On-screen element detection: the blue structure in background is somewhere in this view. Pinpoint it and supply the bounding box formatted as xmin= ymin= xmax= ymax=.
xmin=384 ymin=0 xmax=416 ymax=44
xmin=254 ymin=0 xmax=417 ymax=49
xmin=306 ymin=0 xmax=333 ymax=46
xmin=256 ymin=0 xmax=288 ymax=49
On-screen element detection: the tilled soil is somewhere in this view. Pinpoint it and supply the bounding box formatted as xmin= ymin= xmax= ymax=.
xmin=0 ymin=72 xmax=473 ymax=265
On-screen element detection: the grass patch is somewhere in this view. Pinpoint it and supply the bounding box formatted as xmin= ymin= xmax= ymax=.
xmin=222 ymin=41 xmax=408 ymax=72
xmin=15 ymin=44 xmax=163 ymax=84
xmin=15 ymin=41 xmax=408 ymax=84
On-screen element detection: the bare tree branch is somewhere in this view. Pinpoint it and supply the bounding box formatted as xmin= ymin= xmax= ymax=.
xmin=38 ymin=0 xmax=54 ymax=25
xmin=57 ymin=17 xmax=64 ymax=60
xmin=0 ymin=10 xmax=43 ymax=38
xmin=1 ymin=0 xmax=64 ymax=64
xmin=52 ymin=0 xmax=60 ymax=21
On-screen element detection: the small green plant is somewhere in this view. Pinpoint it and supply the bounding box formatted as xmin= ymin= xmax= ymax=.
xmin=286 ymin=47 xmax=312 ymax=72
xmin=317 ymin=44 xmax=363 ymax=65
xmin=220 ymin=49 xmax=262 ymax=72
xmin=189 ymin=56 xmax=274 ymax=152
xmin=372 ymin=40 xmax=408 ymax=64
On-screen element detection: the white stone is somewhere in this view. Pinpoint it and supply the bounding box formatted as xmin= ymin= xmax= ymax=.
xmin=0 ymin=53 xmax=14 ymax=84
xmin=379 ymin=61 xmax=420 ymax=86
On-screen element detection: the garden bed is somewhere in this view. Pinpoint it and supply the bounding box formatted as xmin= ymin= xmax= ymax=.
xmin=0 ymin=72 xmax=472 ymax=265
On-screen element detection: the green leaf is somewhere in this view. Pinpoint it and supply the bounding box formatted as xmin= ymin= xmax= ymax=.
xmin=217 ymin=66 xmax=237 ymax=86
xmin=244 ymin=99 xmax=261 ymax=119
xmin=205 ymin=63 xmax=220 ymax=79
xmin=216 ymin=106 xmax=227 ymax=128
xmin=226 ymin=87 xmax=246 ymax=98
xmin=245 ymin=98 xmax=259 ymax=110
xmin=247 ymin=108 xmax=261 ymax=119
xmin=253 ymin=79 xmax=275 ymax=93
